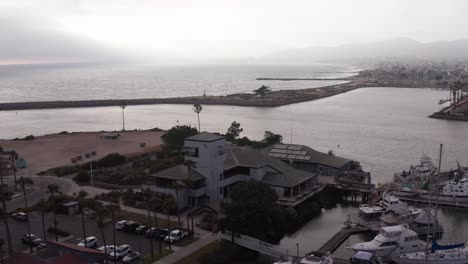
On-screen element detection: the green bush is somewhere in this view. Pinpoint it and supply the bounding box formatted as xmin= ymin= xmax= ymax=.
xmin=73 ymin=171 xmax=90 ymax=183
xmin=96 ymin=153 xmax=127 ymax=167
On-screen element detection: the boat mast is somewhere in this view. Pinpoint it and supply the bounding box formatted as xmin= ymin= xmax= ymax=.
xmin=433 ymin=144 xmax=443 ymax=240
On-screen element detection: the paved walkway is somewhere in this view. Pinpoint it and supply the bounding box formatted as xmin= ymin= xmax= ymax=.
xmin=154 ymin=232 xmax=218 ymax=264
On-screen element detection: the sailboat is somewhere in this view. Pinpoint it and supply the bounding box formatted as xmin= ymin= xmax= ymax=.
xmin=392 ymin=144 xmax=468 ymax=264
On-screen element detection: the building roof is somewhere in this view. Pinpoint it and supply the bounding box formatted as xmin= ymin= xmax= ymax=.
xmin=151 ymin=164 xmax=205 ymax=181
xmin=61 ymin=201 xmax=79 ymax=207
xmin=49 ymin=254 xmax=87 ymax=264
xmin=225 ymin=146 xmax=316 ymax=187
xmin=6 ymin=252 xmax=47 ymax=264
xmin=46 ymin=240 xmax=106 ymax=256
xmin=263 ymin=144 xmax=352 ymax=168
xmin=185 ymin=132 xmax=224 ymax=142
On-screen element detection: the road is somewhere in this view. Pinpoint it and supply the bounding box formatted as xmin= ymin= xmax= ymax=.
xmin=5 ymin=175 xmax=75 ymax=213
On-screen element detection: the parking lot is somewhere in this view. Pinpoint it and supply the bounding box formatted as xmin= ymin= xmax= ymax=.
xmin=0 ymin=210 xmax=194 ymax=261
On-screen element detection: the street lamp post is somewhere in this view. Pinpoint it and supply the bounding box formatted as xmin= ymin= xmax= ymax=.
xmin=85 ymin=151 xmax=97 ymax=188
xmin=120 ymin=104 xmax=126 ymax=131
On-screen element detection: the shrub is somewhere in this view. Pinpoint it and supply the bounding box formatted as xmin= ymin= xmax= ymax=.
xmin=73 ymin=171 xmax=90 ymax=183
xmin=23 ymin=135 xmax=36 ymax=141
xmin=96 ymin=153 xmax=127 ymax=167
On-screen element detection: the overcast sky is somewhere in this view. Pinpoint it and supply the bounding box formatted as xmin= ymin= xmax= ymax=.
xmin=1 ymin=0 xmax=468 ymax=64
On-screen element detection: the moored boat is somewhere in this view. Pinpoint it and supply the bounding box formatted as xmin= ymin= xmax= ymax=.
xmin=349 ymin=224 xmax=425 ymax=257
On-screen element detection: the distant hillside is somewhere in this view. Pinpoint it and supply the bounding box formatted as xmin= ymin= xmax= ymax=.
xmin=262 ymin=38 xmax=468 ymax=64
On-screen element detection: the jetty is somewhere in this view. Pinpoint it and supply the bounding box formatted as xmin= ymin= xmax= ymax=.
xmin=430 ymin=83 xmax=468 ymax=121
xmin=316 ymin=226 xmax=369 ymax=255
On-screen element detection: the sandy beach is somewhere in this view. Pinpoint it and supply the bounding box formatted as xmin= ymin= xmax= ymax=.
xmin=0 ymin=130 xmax=164 ymax=174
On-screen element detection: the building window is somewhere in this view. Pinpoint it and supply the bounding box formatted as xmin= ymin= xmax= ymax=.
xmin=217 ymin=146 xmax=224 ymax=155
xmin=186 ymin=147 xmax=199 ymax=158
xmin=219 ymin=173 xmax=223 ymax=181
xmin=220 ymin=187 xmax=223 ymax=194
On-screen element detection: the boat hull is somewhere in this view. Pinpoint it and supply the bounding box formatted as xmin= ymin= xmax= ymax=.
xmin=392 ymin=189 xmax=468 ymax=204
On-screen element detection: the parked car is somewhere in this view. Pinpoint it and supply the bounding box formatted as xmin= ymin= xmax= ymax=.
xmin=77 ymin=236 xmax=98 ymax=248
xmin=109 ymin=244 xmax=131 ymax=260
xmin=21 ymin=234 xmax=46 ymax=248
xmin=164 ymin=229 xmax=188 ymax=243
xmin=83 ymin=208 xmax=96 ymax=218
xmin=135 ymin=225 xmax=149 ymax=235
xmin=155 ymin=229 xmax=169 ymax=240
xmin=123 ymin=221 xmax=140 ymax=232
xmin=122 ymin=251 xmax=141 ymax=263
xmin=115 ymin=220 xmax=128 ymax=230
xmin=12 ymin=212 xmax=27 ymax=221
xmin=97 ymin=245 xmax=116 ymax=254
xmin=145 ymin=228 xmax=169 ymax=239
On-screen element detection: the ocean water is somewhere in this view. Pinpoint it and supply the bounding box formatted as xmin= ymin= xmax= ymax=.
xmin=1 ymin=63 xmax=468 ymax=256
xmin=0 ymin=63 xmax=355 ymax=103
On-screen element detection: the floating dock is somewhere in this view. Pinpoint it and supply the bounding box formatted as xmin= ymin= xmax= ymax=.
xmin=316 ymin=227 xmax=370 ymax=255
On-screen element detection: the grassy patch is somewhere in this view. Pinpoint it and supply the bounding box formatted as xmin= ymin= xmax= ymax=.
xmin=142 ymin=248 xmax=173 ymax=264
xmin=118 ymin=210 xmax=179 ymax=228
xmin=173 ymin=236 xmax=199 ymax=247
xmin=173 ymin=241 xmax=220 ymax=264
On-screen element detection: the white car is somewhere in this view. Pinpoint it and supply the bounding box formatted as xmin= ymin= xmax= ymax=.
xmin=12 ymin=212 xmax=28 ymax=221
xmin=97 ymin=245 xmax=116 ymax=254
xmin=122 ymin=251 xmax=141 ymax=263
xmin=115 ymin=220 xmax=128 ymax=230
xmin=164 ymin=229 xmax=188 ymax=243
xmin=109 ymin=244 xmax=131 ymax=260
xmin=77 ymin=236 xmax=98 ymax=248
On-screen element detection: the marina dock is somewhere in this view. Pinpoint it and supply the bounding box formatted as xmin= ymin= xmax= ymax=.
xmin=316 ymin=226 xmax=370 ymax=255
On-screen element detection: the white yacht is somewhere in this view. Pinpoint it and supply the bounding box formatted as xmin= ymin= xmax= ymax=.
xmin=393 ymin=155 xmax=437 ymax=188
xmin=393 ymin=243 xmax=468 ymax=264
xmin=358 ymin=193 xmax=421 ymax=221
xmin=349 ymin=225 xmax=425 ymax=257
xmin=393 ymin=172 xmax=468 ymax=204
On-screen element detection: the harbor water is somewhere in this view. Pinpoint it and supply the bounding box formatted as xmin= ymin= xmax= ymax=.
xmin=1 ymin=64 xmax=468 ymax=257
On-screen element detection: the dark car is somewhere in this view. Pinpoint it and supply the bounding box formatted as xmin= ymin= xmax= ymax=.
xmin=123 ymin=221 xmax=140 ymax=232
xmin=154 ymin=229 xmax=169 ymax=240
xmin=135 ymin=225 xmax=149 ymax=235
xmin=21 ymin=234 xmax=46 ymax=248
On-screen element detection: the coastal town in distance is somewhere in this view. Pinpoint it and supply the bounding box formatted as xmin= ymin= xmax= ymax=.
xmin=1 ymin=1 xmax=468 ymax=264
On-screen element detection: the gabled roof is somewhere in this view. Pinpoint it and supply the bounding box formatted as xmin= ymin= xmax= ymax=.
xmin=46 ymin=240 xmax=106 ymax=256
xmin=49 ymin=254 xmax=87 ymax=264
xmin=5 ymin=252 xmax=47 ymax=264
xmin=224 ymin=146 xmax=316 ymax=187
xmin=263 ymin=144 xmax=352 ymax=168
xmin=151 ymin=164 xmax=205 ymax=181
xmin=185 ymin=132 xmax=224 ymax=142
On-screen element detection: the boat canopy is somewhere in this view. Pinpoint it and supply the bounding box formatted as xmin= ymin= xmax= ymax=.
xmin=431 ymin=242 xmax=465 ymax=253
xmin=353 ymin=251 xmax=374 ymax=260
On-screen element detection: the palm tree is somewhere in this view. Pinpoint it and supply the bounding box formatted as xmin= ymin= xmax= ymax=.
xmin=47 ymin=183 xmax=60 ymax=241
xmin=74 ymin=190 xmax=88 ymax=246
xmin=95 ymin=205 xmax=109 ymax=264
xmin=163 ymin=196 xmax=175 ymax=251
xmin=120 ymin=103 xmax=127 ymax=131
xmin=150 ymin=197 xmax=163 ymax=256
xmin=107 ymin=203 xmax=120 ymax=264
xmin=183 ymin=159 xmax=197 ymax=209
xmin=142 ymin=190 xmax=154 ymax=259
xmin=36 ymin=199 xmax=48 ymax=241
xmin=0 ymin=188 xmax=13 ymax=256
xmin=172 ymin=181 xmax=184 ymax=226
xmin=18 ymin=177 xmax=33 ymax=253
xmin=0 ymin=238 xmax=5 ymax=264
xmin=193 ymin=104 xmax=202 ymax=132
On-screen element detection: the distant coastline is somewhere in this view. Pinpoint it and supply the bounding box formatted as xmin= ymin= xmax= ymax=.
xmin=0 ymin=70 xmax=457 ymax=111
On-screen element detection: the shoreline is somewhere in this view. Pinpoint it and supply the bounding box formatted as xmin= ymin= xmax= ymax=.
xmin=0 ymin=76 xmax=455 ymax=111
